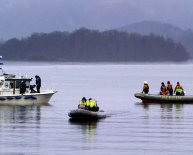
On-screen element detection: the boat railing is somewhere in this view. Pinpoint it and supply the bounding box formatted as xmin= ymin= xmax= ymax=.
xmin=0 ymin=90 xmax=14 ymax=96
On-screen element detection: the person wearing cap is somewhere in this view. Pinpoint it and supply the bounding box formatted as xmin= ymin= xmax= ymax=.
xmin=166 ymin=81 xmax=173 ymax=95
xmin=35 ymin=75 xmax=41 ymax=93
xmin=142 ymin=81 xmax=149 ymax=94
xmin=174 ymin=82 xmax=184 ymax=96
xmin=78 ymin=97 xmax=88 ymax=109
xmin=160 ymin=82 xmax=167 ymax=95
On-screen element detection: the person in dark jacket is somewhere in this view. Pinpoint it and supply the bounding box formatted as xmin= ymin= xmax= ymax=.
xmin=30 ymin=85 xmax=36 ymax=93
xmin=35 ymin=75 xmax=41 ymax=93
xmin=142 ymin=81 xmax=149 ymax=94
xmin=160 ymin=82 xmax=167 ymax=95
xmin=166 ymin=81 xmax=173 ymax=95
xmin=20 ymin=80 xmax=26 ymax=94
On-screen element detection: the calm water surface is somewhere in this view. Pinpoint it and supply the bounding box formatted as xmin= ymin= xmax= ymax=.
xmin=0 ymin=62 xmax=193 ymax=155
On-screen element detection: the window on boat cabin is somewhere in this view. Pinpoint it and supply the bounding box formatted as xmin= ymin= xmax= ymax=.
xmin=0 ymin=80 xmax=3 ymax=88
xmin=16 ymin=81 xmax=21 ymax=89
xmin=4 ymin=82 xmax=9 ymax=89
xmin=25 ymin=81 xmax=30 ymax=88
xmin=14 ymin=80 xmax=30 ymax=89
xmin=10 ymin=82 xmax=13 ymax=88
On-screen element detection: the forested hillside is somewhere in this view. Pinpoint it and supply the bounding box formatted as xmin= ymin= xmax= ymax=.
xmin=119 ymin=21 xmax=193 ymax=57
xmin=0 ymin=28 xmax=189 ymax=62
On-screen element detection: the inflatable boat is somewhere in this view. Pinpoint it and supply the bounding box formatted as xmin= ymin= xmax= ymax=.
xmin=135 ymin=93 xmax=193 ymax=103
xmin=68 ymin=109 xmax=106 ymax=120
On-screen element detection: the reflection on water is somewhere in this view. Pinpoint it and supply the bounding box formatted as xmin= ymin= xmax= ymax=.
xmin=0 ymin=105 xmax=41 ymax=124
xmin=160 ymin=103 xmax=184 ymax=111
xmin=136 ymin=102 xmax=185 ymax=121
xmin=137 ymin=102 xmax=184 ymax=111
xmin=69 ymin=119 xmax=98 ymax=143
xmin=0 ymin=105 xmax=43 ymax=154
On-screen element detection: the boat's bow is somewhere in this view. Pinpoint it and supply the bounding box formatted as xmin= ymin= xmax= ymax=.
xmin=135 ymin=93 xmax=145 ymax=99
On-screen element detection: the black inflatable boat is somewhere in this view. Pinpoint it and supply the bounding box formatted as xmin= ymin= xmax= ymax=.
xmin=68 ymin=109 xmax=106 ymax=120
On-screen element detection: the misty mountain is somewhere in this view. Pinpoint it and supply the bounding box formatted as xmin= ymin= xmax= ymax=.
xmin=118 ymin=21 xmax=193 ymax=57
xmin=0 ymin=28 xmax=189 ymax=62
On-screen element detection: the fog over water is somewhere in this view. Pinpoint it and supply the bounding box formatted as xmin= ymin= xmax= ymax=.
xmin=0 ymin=0 xmax=192 ymax=39
xmin=0 ymin=62 xmax=193 ymax=154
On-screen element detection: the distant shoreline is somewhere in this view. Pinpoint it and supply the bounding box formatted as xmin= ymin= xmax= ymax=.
xmin=3 ymin=59 xmax=193 ymax=66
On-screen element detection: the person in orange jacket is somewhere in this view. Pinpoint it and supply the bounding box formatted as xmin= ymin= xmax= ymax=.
xmin=160 ymin=82 xmax=167 ymax=95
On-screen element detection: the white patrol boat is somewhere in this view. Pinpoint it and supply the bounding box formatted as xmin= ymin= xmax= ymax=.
xmin=0 ymin=57 xmax=56 ymax=106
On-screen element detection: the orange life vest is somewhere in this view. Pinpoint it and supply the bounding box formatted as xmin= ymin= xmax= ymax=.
xmin=161 ymin=91 xmax=167 ymax=95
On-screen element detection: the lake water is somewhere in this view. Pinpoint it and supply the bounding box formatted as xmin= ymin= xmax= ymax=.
xmin=1 ymin=62 xmax=193 ymax=155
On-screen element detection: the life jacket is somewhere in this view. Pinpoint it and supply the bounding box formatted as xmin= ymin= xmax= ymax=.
xmin=79 ymin=100 xmax=87 ymax=106
xmin=175 ymin=85 xmax=183 ymax=92
xmin=161 ymin=91 xmax=167 ymax=95
xmin=89 ymin=99 xmax=96 ymax=108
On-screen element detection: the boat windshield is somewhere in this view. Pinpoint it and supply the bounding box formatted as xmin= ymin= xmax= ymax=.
xmin=15 ymin=81 xmax=21 ymax=89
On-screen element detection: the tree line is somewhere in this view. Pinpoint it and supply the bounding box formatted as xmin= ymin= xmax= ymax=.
xmin=0 ymin=28 xmax=189 ymax=62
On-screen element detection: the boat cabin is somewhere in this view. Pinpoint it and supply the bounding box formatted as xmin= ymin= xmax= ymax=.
xmin=0 ymin=75 xmax=32 ymax=95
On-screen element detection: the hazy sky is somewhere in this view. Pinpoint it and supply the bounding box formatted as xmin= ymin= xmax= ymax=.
xmin=0 ymin=0 xmax=192 ymax=40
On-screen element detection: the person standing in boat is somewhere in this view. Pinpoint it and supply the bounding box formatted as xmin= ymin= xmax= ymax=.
xmin=35 ymin=75 xmax=41 ymax=93
xmin=20 ymin=80 xmax=26 ymax=94
xmin=174 ymin=82 xmax=184 ymax=96
xmin=142 ymin=81 xmax=149 ymax=94
xmin=166 ymin=81 xmax=173 ymax=95
xmin=160 ymin=82 xmax=167 ymax=95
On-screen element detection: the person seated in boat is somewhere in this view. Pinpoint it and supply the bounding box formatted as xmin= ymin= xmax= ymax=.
xmin=142 ymin=81 xmax=149 ymax=94
xmin=88 ymin=98 xmax=99 ymax=112
xmin=20 ymin=80 xmax=26 ymax=94
xmin=30 ymin=85 xmax=36 ymax=93
xmin=174 ymin=82 xmax=184 ymax=96
xmin=78 ymin=97 xmax=88 ymax=109
xmin=160 ymin=82 xmax=167 ymax=95
xmin=166 ymin=81 xmax=173 ymax=96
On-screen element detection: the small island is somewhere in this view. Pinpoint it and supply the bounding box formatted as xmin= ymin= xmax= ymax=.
xmin=0 ymin=28 xmax=189 ymax=62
